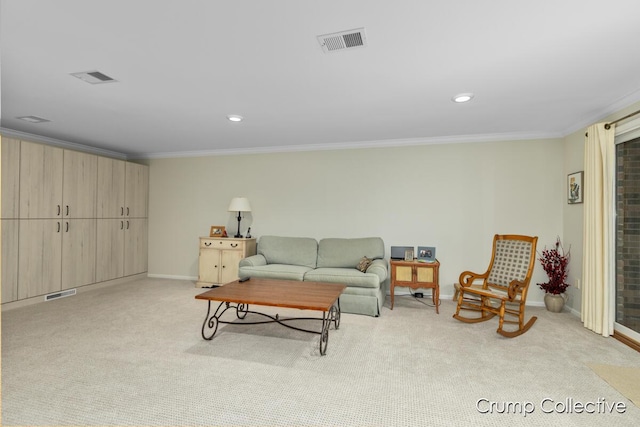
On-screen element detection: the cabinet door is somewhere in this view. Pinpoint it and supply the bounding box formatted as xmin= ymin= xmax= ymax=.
xmin=1 ymin=219 xmax=19 ymax=302
xmin=199 ymin=248 xmax=220 ymax=284
xmin=61 ymin=219 xmax=97 ymax=288
xmin=18 ymin=219 xmax=62 ymax=298
xmin=1 ymin=136 xmax=21 ymax=219
xmin=20 ymin=141 xmax=63 ymax=218
xmin=124 ymin=218 xmax=148 ymax=276
xmin=395 ymin=265 xmax=414 ymax=283
xmin=63 ymin=150 xmax=97 ymax=219
xmin=125 ymin=163 xmax=148 ymax=218
xmin=97 ymin=157 xmax=125 ymax=218
xmin=416 ymin=266 xmax=434 ymax=284
xmin=96 ymin=219 xmax=125 ymax=282
xmin=220 ymin=250 xmax=244 ymax=284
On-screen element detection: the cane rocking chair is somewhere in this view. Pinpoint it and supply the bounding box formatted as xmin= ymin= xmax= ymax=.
xmin=453 ymin=234 xmax=538 ymax=338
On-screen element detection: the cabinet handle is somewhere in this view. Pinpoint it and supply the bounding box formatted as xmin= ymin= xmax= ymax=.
xmin=127 ymin=207 xmax=130 ymax=216
xmin=121 ymin=207 xmax=124 ymax=216
xmin=204 ymin=242 xmax=212 ymax=247
xmin=57 ymin=205 xmax=61 ymax=216
xmin=66 ymin=205 xmax=69 ymax=216
xmin=65 ymin=222 xmax=69 ymax=232
xmin=127 ymin=220 xmax=130 ymax=229
xmin=230 ymin=243 xmax=238 ymax=248
xmin=121 ymin=221 xmax=124 ymax=230
xmin=214 ymin=265 xmax=218 ymax=268
xmin=57 ymin=222 xmax=61 ymax=233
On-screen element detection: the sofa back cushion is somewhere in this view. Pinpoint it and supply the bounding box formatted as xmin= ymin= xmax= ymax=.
xmin=258 ymin=236 xmax=318 ymax=268
xmin=317 ymin=237 xmax=385 ymax=268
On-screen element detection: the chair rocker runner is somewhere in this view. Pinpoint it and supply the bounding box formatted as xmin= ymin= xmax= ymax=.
xmin=453 ymin=234 xmax=538 ymax=338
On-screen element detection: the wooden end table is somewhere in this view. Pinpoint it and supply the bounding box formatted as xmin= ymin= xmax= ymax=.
xmin=390 ymin=259 xmax=440 ymax=313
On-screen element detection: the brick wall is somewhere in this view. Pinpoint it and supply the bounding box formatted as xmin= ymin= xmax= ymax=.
xmin=616 ymin=137 xmax=640 ymax=332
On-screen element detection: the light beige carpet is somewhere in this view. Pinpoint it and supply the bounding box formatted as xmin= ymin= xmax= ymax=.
xmin=588 ymin=364 xmax=640 ymax=407
xmin=3 ymin=278 xmax=640 ymax=426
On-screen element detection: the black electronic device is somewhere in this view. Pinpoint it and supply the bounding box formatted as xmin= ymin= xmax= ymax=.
xmin=390 ymin=246 xmax=414 ymax=260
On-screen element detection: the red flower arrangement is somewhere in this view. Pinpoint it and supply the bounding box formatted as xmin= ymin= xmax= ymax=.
xmin=537 ymin=237 xmax=570 ymax=295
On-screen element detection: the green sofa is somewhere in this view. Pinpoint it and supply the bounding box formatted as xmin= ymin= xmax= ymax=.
xmin=238 ymin=236 xmax=388 ymax=316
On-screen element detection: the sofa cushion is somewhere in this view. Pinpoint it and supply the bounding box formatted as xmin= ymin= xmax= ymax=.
xmin=257 ymin=236 xmax=318 ymax=269
xmin=304 ymin=268 xmax=380 ymax=289
xmin=238 ymin=264 xmax=313 ymax=282
xmin=317 ymin=237 xmax=385 ymax=268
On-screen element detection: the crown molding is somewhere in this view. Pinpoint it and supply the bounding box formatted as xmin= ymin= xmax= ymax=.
xmin=134 ymin=130 xmax=563 ymax=160
xmin=561 ymin=88 xmax=640 ymax=136
xmin=0 ymin=127 xmax=128 ymax=159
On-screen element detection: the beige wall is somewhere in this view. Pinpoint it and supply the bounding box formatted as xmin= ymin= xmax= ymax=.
xmin=562 ymin=129 xmax=585 ymax=313
xmin=148 ymin=137 xmax=565 ymax=303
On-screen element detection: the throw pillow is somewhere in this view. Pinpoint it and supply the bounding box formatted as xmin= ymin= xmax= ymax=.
xmin=356 ymin=256 xmax=373 ymax=273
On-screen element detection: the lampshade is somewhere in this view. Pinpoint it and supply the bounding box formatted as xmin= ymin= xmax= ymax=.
xmin=228 ymin=197 xmax=252 ymax=212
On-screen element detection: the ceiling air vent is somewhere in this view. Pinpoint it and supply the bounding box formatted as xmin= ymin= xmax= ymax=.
xmin=17 ymin=115 xmax=51 ymax=123
xmin=70 ymin=70 xmax=117 ymax=84
xmin=317 ymin=28 xmax=367 ymax=53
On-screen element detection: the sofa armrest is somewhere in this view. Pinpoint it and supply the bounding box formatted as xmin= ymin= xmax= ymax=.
xmin=239 ymin=254 xmax=267 ymax=267
xmin=366 ymin=259 xmax=388 ymax=283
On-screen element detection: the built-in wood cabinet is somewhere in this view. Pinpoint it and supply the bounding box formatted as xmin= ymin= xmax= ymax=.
xmin=95 ymin=158 xmax=149 ymax=281
xmin=125 ymin=162 xmax=149 ymax=218
xmin=18 ymin=219 xmax=63 ymax=299
xmin=1 ymin=136 xmax=21 ymax=219
xmin=62 ymin=150 xmax=97 ymax=218
xmin=1 ymin=220 xmax=19 ymax=302
xmin=96 ymin=219 xmax=125 ymax=282
xmin=124 ymin=218 xmax=148 ymax=276
xmin=97 ymin=156 xmax=126 ymax=218
xmin=197 ymin=237 xmax=256 ymax=287
xmin=19 ymin=141 xmax=63 ymax=219
xmin=61 ymin=219 xmax=97 ymax=288
xmin=1 ymin=135 xmax=149 ymax=304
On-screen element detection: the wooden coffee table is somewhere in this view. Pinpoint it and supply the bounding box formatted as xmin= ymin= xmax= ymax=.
xmin=195 ymin=278 xmax=346 ymax=355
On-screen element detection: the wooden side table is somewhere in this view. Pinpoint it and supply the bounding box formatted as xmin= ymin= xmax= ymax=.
xmin=197 ymin=237 xmax=256 ymax=287
xmin=390 ymin=259 xmax=440 ymax=313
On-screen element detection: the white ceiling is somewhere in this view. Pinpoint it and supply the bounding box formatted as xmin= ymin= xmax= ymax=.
xmin=2 ymin=0 xmax=640 ymax=159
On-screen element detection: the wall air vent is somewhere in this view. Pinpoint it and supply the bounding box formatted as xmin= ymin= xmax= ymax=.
xmin=17 ymin=115 xmax=51 ymax=123
xmin=71 ymin=70 xmax=117 ymax=84
xmin=317 ymin=28 xmax=367 ymax=53
xmin=45 ymin=289 xmax=77 ymax=301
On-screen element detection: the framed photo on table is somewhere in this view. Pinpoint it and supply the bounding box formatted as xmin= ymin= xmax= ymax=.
xmin=404 ymin=249 xmax=414 ymax=261
xmin=567 ymin=171 xmax=583 ymax=204
xmin=417 ymin=246 xmax=436 ymax=263
xmin=209 ymin=226 xmax=227 ymax=237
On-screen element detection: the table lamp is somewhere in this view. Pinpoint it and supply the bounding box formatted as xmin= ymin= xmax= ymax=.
xmin=228 ymin=197 xmax=251 ymax=238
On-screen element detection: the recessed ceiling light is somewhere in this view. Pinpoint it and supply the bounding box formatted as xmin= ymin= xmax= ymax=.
xmin=227 ymin=115 xmax=243 ymax=122
xmin=17 ymin=115 xmax=51 ymax=123
xmin=452 ymin=93 xmax=474 ymax=103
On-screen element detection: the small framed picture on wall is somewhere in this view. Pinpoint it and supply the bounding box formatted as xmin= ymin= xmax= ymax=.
xmin=568 ymin=171 xmax=583 ymax=204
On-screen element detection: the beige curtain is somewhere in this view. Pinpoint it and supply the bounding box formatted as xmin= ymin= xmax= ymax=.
xmin=581 ymin=123 xmax=616 ymax=336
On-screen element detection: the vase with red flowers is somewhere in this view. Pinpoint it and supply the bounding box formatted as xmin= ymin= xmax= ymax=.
xmin=537 ymin=237 xmax=570 ymax=312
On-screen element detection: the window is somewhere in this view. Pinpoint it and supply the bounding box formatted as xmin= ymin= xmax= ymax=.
xmin=615 ymin=136 xmax=640 ymax=338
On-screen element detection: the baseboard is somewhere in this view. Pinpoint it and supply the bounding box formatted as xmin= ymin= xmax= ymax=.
xmin=147 ymin=273 xmax=197 ymax=281
xmin=1 ymin=273 xmax=148 ymax=311
xmin=613 ymin=330 xmax=640 ymax=353
xmin=389 ymin=290 xmax=548 ymax=308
